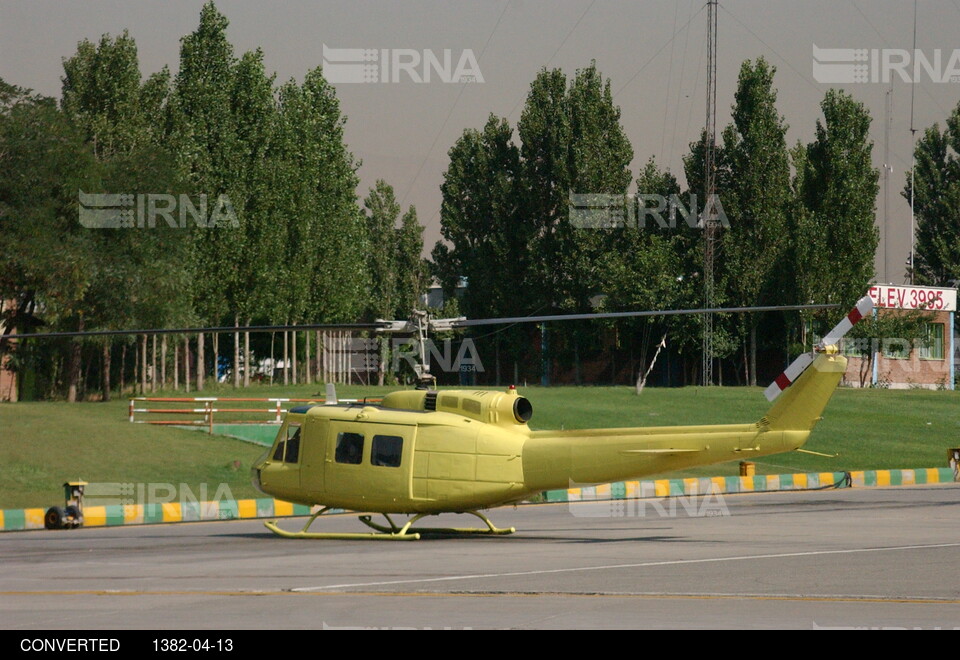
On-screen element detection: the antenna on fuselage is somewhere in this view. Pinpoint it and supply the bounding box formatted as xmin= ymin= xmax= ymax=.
xmin=324 ymin=382 xmax=338 ymax=405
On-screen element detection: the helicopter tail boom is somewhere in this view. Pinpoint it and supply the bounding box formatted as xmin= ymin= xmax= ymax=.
xmin=520 ymin=351 xmax=847 ymax=492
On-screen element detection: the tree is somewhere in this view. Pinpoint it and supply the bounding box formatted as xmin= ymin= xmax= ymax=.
xmin=394 ymin=206 xmax=426 ymax=319
xmin=364 ymin=180 xmax=401 ymax=321
xmin=364 ymin=180 xmax=401 ymax=386
xmin=296 ymin=67 xmax=368 ymax=326
xmin=433 ymin=114 xmax=528 ymax=383
xmin=434 ymin=114 xmax=524 ymax=320
xmin=518 ymin=62 xmax=633 ymax=314
xmin=517 ymin=63 xmax=634 ymax=383
xmin=905 ymin=99 xmax=960 ymax=286
xmin=60 ymin=32 xmax=192 ymax=399
xmin=169 ymin=1 xmax=240 ymax=339
xmin=720 ymin=58 xmax=791 ymax=385
xmin=517 ymin=68 xmax=570 ymax=312
xmin=228 ymin=48 xmax=278 ymax=386
xmin=61 ymin=30 xmax=168 ymax=156
xmin=0 ymin=82 xmax=99 ymax=400
xmin=598 ymin=158 xmax=684 ymax=386
xmin=792 ymin=89 xmax=879 ymax=349
xmin=363 ymin=181 xmax=424 ymax=384
xmin=267 ymin=67 xmax=367 ymax=384
xmin=563 ymin=61 xmax=634 ymax=312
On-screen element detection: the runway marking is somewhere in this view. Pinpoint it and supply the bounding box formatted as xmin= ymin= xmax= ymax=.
xmin=1 ymin=589 xmax=959 ymax=605
xmin=292 ymin=542 xmax=960 ymax=591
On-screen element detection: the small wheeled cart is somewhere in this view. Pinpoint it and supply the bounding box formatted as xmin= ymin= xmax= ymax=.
xmin=44 ymin=481 xmax=87 ymax=530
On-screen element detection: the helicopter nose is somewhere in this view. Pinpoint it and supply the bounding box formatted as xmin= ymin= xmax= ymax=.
xmin=251 ymin=465 xmax=266 ymax=495
xmin=251 ymin=449 xmax=270 ymax=495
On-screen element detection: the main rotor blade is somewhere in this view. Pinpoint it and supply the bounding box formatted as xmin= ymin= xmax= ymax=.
xmin=11 ymin=322 xmax=388 ymax=340
xmin=453 ymin=303 xmax=841 ymax=328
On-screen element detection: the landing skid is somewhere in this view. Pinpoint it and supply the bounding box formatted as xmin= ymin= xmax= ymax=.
xmin=263 ymin=507 xmax=514 ymax=540
xmin=359 ymin=511 xmax=515 ymax=537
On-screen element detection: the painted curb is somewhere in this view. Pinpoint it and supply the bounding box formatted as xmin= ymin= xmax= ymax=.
xmin=2 ymin=467 xmax=956 ymax=532
xmin=0 ymin=498 xmax=324 ymax=532
xmin=542 ymin=467 xmax=958 ymax=503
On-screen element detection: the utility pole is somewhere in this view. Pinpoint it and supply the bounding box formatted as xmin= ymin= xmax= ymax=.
xmin=883 ymin=87 xmax=892 ymax=283
xmin=909 ymin=0 xmax=917 ymax=284
xmin=702 ymin=0 xmax=718 ymax=386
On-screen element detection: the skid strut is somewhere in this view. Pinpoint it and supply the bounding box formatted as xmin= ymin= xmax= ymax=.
xmin=264 ymin=508 xmax=514 ymax=540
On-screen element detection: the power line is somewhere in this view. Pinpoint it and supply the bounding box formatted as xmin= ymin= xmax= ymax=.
xmin=718 ymin=5 xmax=821 ymax=94
xmin=612 ymin=4 xmax=706 ymax=100
xmin=426 ymin=0 xmax=597 ymax=236
xmin=660 ymin=0 xmax=682 ymax=160
xmin=504 ymin=0 xmax=598 ymax=122
xmin=848 ymin=0 xmax=950 ymax=120
xmin=669 ymin=0 xmax=699 ymax=169
xmin=397 ymin=0 xmax=511 ymax=211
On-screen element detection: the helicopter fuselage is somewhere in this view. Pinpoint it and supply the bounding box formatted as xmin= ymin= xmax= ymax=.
xmin=252 ymin=352 xmax=845 ymax=514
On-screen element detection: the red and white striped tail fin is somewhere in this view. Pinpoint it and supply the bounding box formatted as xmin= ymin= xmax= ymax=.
xmin=763 ymin=295 xmax=874 ymax=402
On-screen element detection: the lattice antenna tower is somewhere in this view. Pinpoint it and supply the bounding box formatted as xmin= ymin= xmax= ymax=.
xmin=702 ymin=0 xmax=718 ymax=386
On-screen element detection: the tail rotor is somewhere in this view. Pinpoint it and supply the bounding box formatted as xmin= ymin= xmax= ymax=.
xmin=764 ymin=295 xmax=874 ymax=402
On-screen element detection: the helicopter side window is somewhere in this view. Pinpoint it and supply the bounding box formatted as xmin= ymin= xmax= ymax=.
xmin=335 ymin=432 xmax=364 ymax=465
xmin=272 ymin=438 xmax=285 ymax=462
xmin=284 ymin=425 xmax=301 ymax=464
xmin=371 ymin=435 xmax=403 ymax=468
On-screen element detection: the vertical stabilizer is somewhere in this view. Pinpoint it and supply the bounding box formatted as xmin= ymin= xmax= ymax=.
xmin=763 ymin=351 xmax=847 ymax=432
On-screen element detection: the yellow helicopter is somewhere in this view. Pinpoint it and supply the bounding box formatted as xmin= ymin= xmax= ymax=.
xmin=253 ymin=297 xmax=874 ymax=540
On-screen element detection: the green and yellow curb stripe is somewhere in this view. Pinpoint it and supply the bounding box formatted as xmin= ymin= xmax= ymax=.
xmin=2 ymin=467 xmax=956 ymax=532
xmin=544 ymin=467 xmax=957 ymax=504
xmin=0 ymin=498 xmax=318 ymax=532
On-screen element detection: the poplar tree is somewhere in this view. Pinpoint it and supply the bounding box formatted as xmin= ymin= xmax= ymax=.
xmin=905 ymin=99 xmax=960 ymax=286
xmin=721 ymin=58 xmax=791 ymax=385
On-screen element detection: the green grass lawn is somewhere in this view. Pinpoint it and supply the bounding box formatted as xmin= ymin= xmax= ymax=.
xmin=0 ymin=397 xmax=267 ymax=510
xmin=1 ymin=381 xmax=958 ymax=510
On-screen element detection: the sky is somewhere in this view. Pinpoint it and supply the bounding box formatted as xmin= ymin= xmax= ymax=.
xmin=2 ymin=0 xmax=959 ymax=286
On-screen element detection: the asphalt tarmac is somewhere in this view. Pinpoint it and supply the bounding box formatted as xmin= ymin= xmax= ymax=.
xmin=2 ymin=485 xmax=958 ymax=629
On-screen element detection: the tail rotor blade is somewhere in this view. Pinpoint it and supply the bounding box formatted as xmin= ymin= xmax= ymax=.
xmin=764 ymin=352 xmax=814 ymax=402
xmin=820 ymin=295 xmax=874 ymax=348
xmin=764 ymin=295 xmax=874 ymax=402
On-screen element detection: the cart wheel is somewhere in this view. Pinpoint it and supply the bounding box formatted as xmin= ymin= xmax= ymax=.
xmin=65 ymin=505 xmax=82 ymax=527
xmin=44 ymin=506 xmax=65 ymax=530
